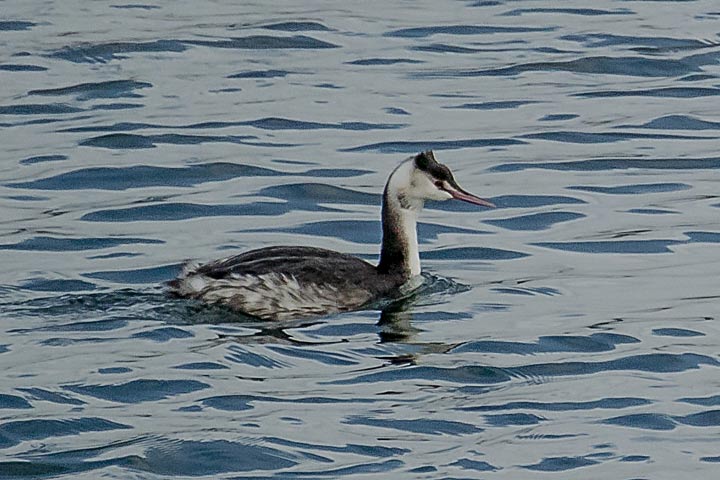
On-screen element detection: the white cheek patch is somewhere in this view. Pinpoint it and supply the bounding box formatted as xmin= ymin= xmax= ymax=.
xmin=437 ymin=181 xmax=454 ymax=200
xmin=408 ymin=172 xmax=438 ymax=200
xmin=418 ymin=177 xmax=452 ymax=202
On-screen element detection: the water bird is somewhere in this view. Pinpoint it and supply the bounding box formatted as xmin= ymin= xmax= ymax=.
xmin=168 ymin=151 xmax=494 ymax=320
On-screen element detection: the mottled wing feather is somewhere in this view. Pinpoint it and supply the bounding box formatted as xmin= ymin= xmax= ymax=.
xmin=169 ymin=246 xmax=406 ymax=319
xmin=196 ymin=246 xmax=378 ymax=288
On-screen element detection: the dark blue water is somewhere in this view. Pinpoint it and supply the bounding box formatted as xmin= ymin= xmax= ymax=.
xmin=2 ymin=1 xmax=720 ymax=478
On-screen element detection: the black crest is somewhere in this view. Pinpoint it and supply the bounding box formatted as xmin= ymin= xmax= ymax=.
xmin=414 ymin=150 xmax=454 ymax=182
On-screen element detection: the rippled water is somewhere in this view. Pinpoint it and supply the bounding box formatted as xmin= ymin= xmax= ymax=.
xmin=2 ymin=1 xmax=720 ymax=478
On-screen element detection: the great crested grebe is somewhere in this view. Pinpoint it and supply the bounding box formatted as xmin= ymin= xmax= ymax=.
xmin=168 ymin=151 xmax=494 ymax=320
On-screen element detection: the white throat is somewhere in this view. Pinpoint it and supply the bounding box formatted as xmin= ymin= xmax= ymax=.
xmin=396 ymin=206 xmax=420 ymax=276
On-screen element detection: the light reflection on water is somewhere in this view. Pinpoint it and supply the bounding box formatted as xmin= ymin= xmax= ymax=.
xmin=2 ymin=1 xmax=720 ymax=478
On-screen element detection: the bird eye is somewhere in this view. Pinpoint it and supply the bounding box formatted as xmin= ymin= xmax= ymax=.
xmin=434 ymin=180 xmax=444 ymax=189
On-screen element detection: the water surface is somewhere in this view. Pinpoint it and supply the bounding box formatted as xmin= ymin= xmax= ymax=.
xmin=2 ymin=1 xmax=720 ymax=478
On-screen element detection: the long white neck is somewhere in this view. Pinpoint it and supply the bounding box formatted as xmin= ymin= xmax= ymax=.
xmin=377 ymin=159 xmax=422 ymax=278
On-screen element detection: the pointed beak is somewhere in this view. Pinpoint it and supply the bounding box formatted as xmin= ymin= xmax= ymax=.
xmin=447 ymin=183 xmax=495 ymax=208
